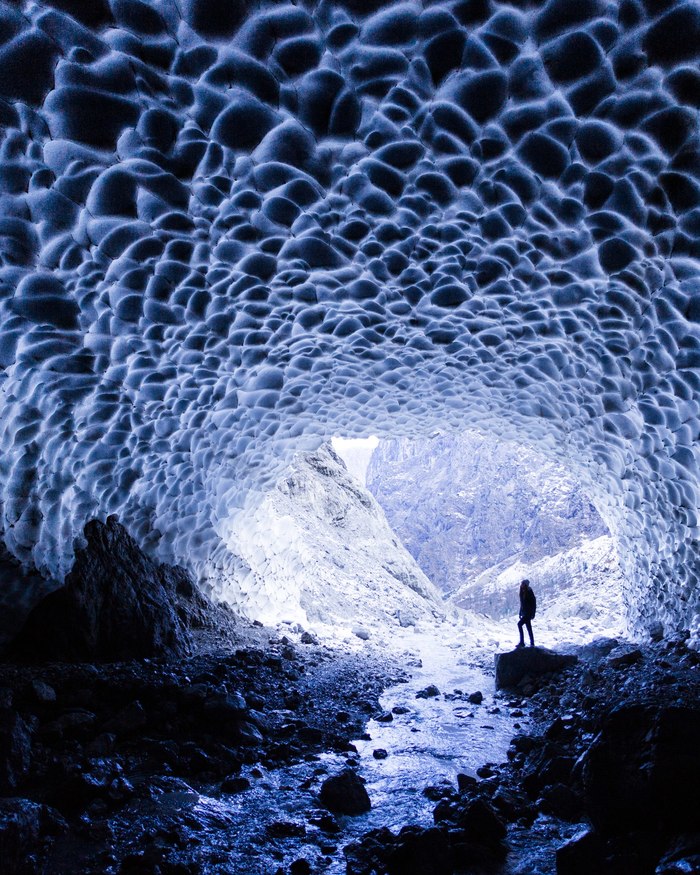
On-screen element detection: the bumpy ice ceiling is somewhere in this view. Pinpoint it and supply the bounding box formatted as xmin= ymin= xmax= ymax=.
xmin=0 ymin=0 xmax=698 ymax=637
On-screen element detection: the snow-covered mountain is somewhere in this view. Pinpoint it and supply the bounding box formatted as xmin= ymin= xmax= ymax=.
xmin=366 ymin=432 xmax=608 ymax=598
xmin=222 ymin=444 xmax=444 ymax=632
xmin=450 ymin=534 xmax=625 ymax=634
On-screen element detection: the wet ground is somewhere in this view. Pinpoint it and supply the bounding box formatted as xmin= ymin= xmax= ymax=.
xmin=196 ymin=635 xmax=522 ymax=874
xmin=1 ymin=623 xmax=527 ymax=874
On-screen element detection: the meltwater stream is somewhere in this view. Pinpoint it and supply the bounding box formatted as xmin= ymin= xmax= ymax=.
xmin=194 ymin=634 xmax=523 ymax=873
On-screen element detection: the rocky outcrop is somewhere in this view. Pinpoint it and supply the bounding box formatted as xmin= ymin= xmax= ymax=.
xmin=344 ymin=794 xmax=508 ymax=875
xmin=0 ymin=546 xmax=57 ymax=656
xmin=320 ymin=770 xmax=371 ymax=816
xmin=580 ymin=705 xmax=700 ymax=837
xmin=0 ymin=634 xmax=392 ymax=873
xmin=9 ymin=517 xmax=222 ymax=661
xmin=494 ymin=647 xmax=578 ymax=689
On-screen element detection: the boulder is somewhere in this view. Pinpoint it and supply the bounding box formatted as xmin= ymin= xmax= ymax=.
xmin=580 ymin=705 xmax=700 ymax=836
xmin=495 ymin=647 xmax=577 ymax=689
xmin=556 ymin=827 xmax=606 ymax=874
xmin=416 ymin=684 xmax=440 ymax=699
xmin=387 ymin=826 xmax=451 ymax=875
xmin=0 ymin=799 xmax=61 ymax=872
xmin=0 ymin=710 xmax=32 ymax=792
xmin=320 ymin=769 xmax=371 ymax=815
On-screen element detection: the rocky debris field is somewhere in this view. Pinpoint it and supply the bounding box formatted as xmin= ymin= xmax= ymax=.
xmin=0 ymin=634 xmax=402 ymax=874
xmin=1 ymin=627 xmax=699 ymax=874
xmin=345 ymin=635 xmax=700 ymax=875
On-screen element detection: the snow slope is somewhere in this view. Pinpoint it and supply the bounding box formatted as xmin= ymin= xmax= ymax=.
xmin=218 ymin=444 xmax=444 ymax=632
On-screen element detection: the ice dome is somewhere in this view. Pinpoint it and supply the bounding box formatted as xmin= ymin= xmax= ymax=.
xmin=0 ymin=0 xmax=698 ymax=639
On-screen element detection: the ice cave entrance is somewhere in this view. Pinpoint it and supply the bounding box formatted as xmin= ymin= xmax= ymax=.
xmin=327 ymin=431 xmax=627 ymax=647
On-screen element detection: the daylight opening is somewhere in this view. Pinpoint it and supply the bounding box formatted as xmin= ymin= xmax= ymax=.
xmin=221 ymin=430 xmax=626 ymax=649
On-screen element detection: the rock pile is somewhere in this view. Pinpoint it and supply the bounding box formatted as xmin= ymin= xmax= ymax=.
xmin=0 ymin=636 xmax=393 ymax=872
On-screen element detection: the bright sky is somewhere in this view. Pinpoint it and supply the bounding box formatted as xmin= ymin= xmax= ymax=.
xmin=331 ymin=436 xmax=379 ymax=485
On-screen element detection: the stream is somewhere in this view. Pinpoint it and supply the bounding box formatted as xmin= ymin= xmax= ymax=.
xmin=183 ymin=635 xmax=526 ymax=873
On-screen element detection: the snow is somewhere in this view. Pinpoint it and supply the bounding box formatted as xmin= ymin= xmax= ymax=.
xmin=216 ymin=444 xmax=444 ymax=633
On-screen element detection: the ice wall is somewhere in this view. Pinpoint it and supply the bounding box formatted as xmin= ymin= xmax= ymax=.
xmin=0 ymin=0 xmax=698 ymax=638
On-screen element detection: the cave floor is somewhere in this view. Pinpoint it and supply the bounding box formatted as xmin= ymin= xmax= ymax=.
xmin=2 ymin=624 xmax=699 ymax=874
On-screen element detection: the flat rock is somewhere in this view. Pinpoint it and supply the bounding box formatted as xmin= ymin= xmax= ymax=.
xmin=494 ymin=647 xmax=578 ymax=689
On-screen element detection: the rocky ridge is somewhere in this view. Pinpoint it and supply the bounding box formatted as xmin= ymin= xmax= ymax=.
xmin=221 ymin=443 xmax=444 ymax=630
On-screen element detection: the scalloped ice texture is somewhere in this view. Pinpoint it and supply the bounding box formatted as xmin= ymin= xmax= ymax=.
xmin=0 ymin=0 xmax=698 ymax=639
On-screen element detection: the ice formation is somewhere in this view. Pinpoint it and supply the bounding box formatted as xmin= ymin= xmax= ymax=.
xmin=0 ymin=0 xmax=698 ymax=638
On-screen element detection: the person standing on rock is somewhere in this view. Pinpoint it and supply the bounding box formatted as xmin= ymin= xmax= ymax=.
xmin=516 ymin=579 xmax=536 ymax=648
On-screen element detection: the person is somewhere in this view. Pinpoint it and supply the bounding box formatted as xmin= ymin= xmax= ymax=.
xmin=516 ymin=579 xmax=536 ymax=648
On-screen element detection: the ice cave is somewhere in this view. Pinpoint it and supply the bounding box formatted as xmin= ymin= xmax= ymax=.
xmin=0 ymin=0 xmax=699 ymax=873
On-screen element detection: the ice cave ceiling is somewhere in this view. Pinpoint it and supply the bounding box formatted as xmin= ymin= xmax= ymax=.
xmin=0 ymin=0 xmax=698 ymax=637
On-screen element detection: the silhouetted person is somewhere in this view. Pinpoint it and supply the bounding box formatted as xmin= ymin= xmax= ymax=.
xmin=517 ymin=579 xmax=536 ymax=648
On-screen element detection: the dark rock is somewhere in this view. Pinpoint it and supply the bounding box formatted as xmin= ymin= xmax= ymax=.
xmin=40 ymin=708 xmax=96 ymax=741
xmin=457 ymin=773 xmax=477 ymax=793
xmin=495 ymin=647 xmax=577 ymax=689
xmin=102 ymin=701 xmax=147 ymax=735
xmin=9 ymin=518 xmax=211 ymax=660
xmin=456 ymin=798 xmax=507 ymax=850
xmin=373 ymin=749 xmax=388 ymax=760
xmin=30 ymin=680 xmax=56 ymax=705
xmin=556 ymin=827 xmax=606 ymax=874
xmin=236 ymin=720 xmax=264 ymax=745
xmin=424 ymin=782 xmax=455 ymax=802
xmin=290 ymin=859 xmax=312 ymax=875
xmin=203 ymin=690 xmax=248 ymax=724
xmin=0 ymin=798 xmax=62 ymax=872
xmin=607 ymin=647 xmax=643 ymax=669
xmin=0 ymin=710 xmax=32 ymax=792
xmin=468 ymin=691 xmax=483 ymax=705
xmin=313 ymin=812 xmax=341 ymax=834
xmin=492 ymin=787 xmax=535 ymax=824
xmin=416 ymin=684 xmax=440 ymax=699
xmin=387 ymin=825 xmax=451 ymax=875
xmin=300 ymin=631 xmax=318 ymax=645
xmin=538 ymin=782 xmax=582 ymax=821
xmin=522 ymin=744 xmax=575 ymax=798
xmin=221 ymin=775 xmax=250 ymax=794
xmin=580 ymin=705 xmax=700 ymax=836
xmin=320 ymin=769 xmax=371 ymax=815
xmin=344 ymin=826 xmax=396 ymax=875
xmin=656 ymin=834 xmax=700 ymax=875
xmin=266 ymin=820 xmax=306 ymax=839
xmin=376 ymin=711 xmax=393 ymax=723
